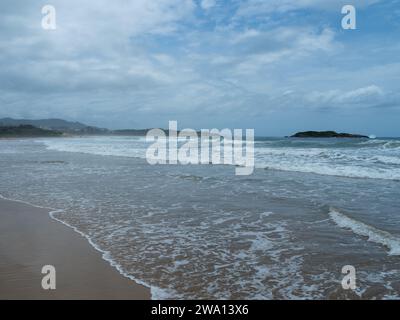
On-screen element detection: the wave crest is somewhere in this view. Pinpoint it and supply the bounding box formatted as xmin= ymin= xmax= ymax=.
xmin=329 ymin=208 xmax=400 ymax=256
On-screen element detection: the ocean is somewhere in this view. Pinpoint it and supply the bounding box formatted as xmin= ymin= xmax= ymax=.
xmin=1 ymin=136 xmax=399 ymax=299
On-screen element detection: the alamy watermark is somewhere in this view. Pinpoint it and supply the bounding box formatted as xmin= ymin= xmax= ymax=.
xmin=40 ymin=4 xmax=357 ymax=31
xmin=342 ymin=5 xmax=357 ymax=30
xmin=41 ymin=5 xmax=56 ymax=30
xmin=145 ymin=121 xmax=255 ymax=176
xmin=341 ymin=265 xmax=356 ymax=290
xmin=41 ymin=265 xmax=56 ymax=290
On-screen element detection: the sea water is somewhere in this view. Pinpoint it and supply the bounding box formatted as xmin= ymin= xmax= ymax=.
xmin=0 ymin=136 xmax=399 ymax=299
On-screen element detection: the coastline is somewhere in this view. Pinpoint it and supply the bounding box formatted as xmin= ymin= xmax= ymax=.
xmin=0 ymin=197 xmax=150 ymax=300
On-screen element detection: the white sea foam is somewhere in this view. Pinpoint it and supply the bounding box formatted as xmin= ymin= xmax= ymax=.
xmin=38 ymin=136 xmax=147 ymax=159
xmin=39 ymin=137 xmax=400 ymax=181
xmin=254 ymin=146 xmax=400 ymax=180
xmin=4 ymin=136 xmax=400 ymax=299
xmin=0 ymin=193 xmax=157 ymax=298
xmin=329 ymin=208 xmax=400 ymax=255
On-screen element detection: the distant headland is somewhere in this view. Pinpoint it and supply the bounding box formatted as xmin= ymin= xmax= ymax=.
xmin=0 ymin=118 xmax=149 ymax=137
xmin=290 ymin=131 xmax=369 ymax=138
xmin=0 ymin=118 xmax=108 ymax=136
xmin=0 ymin=118 xmax=372 ymax=139
xmin=0 ymin=124 xmax=62 ymax=137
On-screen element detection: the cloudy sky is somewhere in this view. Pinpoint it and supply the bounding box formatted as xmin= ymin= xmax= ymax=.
xmin=1 ymin=0 xmax=400 ymax=136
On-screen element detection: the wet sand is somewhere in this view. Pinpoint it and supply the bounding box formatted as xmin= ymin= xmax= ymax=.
xmin=0 ymin=198 xmax=150 ymax=300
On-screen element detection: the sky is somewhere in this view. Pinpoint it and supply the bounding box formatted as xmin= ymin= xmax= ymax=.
xmin=0 ymin=0 xmax=400 ymax=136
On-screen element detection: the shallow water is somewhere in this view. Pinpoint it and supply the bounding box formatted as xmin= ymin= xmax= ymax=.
xmin=0 ymin=137 xmax=399 ymax=299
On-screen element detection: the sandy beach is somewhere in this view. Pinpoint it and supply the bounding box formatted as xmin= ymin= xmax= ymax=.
xmin=0 ymin=197 xmax=150 ymax=300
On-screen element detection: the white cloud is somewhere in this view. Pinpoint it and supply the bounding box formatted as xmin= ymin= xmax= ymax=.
xmin=235 ymin=0 xmax=381 ymax=17
xmin=306 ymin=85 xmax=384 ymax=106
xmin=230 ymin=29 xmax=261 ymax=44
xmin=0 ymin=0 xmax=399 ymax=135
xmin=200 ymin=0 xmax=216 ymax=10
xmin=234 ymin=27 xmax=337 ymax=74
xmin=339 ymin=85 xmax=384 ymax=103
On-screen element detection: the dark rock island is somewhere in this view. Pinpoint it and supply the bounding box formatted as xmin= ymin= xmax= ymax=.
xmin=291 ymin=131 xmax=369 ymax=138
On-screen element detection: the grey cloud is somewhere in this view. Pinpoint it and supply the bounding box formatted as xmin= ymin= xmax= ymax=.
xmin=0 ymin=0 xmax=399 ymax=136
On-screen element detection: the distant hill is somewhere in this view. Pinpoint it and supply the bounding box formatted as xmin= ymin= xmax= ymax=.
xmin=0 ymin=118 xmax=193 ymax=137
xmin=0 ymin=125 xmax=63 ymax=137
xmin=291 ymin=131 xmax=369 ymax=138
xmin=111 ymin=129 xmax=151 ymax=136
xmin=0 ymin=118 xmax=109 ymax=135
xmin=111 ymin=129 xmax=181 ymax=136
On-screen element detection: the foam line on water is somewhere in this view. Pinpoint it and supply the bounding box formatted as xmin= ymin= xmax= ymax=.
xmin=329 ymin=207 xmax=400 ymax=256
xmin=39 ymin=137 xmax=400 ymax=181
xmin=0 ymin=193 xmax=164 ymax=300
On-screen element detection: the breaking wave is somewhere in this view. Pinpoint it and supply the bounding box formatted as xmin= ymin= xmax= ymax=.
xmin=329 ymin=208 xmax=400 ymax=256
xmin=39 ymin=136 xmax=400 ymax=181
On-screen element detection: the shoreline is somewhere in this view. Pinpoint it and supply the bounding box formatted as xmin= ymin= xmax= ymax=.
xmin=0 ymin=197 xmax=151 ymax=300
